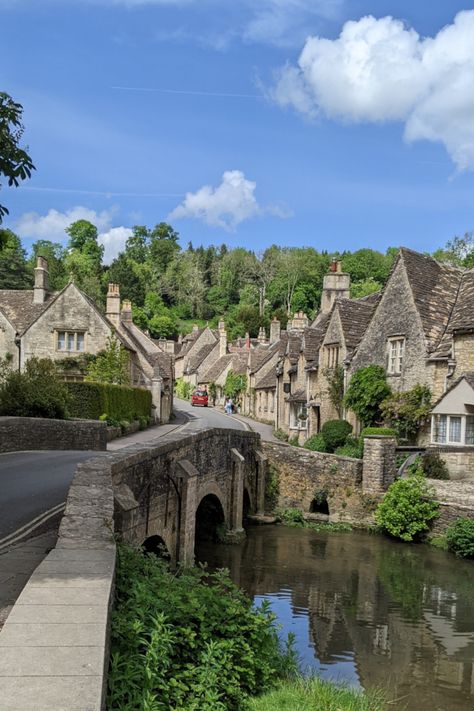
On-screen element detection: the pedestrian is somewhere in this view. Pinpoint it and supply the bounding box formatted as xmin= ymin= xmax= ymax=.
xmin=225 ymin=397 xmax=233 ymax=415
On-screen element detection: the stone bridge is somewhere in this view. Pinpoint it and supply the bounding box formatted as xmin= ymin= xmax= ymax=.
xmin=60 ymin=425 xmax=266 ymax=565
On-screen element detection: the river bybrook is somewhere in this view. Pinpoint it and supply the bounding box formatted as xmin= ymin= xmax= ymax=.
xmin=196 ymin=526 xmax=474 ymax=711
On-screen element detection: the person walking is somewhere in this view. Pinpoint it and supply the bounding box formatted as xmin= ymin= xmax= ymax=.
xmin=225 ymin=397 xmax=233 ymax=415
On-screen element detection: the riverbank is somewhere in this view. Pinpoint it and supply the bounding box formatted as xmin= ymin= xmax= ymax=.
xmin=107 ymin=542 xmax=386 ymax=710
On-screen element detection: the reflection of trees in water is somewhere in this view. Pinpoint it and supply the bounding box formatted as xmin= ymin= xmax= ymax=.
xmin=197 ymin=527 xmax=474 ymax=711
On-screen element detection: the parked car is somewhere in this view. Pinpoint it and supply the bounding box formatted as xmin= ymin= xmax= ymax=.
xmin=191 ymin=389 xmax=209 ymax=407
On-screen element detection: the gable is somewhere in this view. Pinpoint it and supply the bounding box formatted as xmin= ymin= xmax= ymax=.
xmin=432 ymin=377 xmax=474 ymax=415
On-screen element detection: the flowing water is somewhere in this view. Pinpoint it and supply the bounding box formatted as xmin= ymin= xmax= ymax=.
xmin=196 ymin=526 xmax=474 ymax=711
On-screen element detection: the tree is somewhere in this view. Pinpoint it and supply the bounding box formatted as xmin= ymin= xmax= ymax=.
xmin=223 ymin=370 xmax=247 ymax=402
xmin=85 ymin=335 xmax=130 ymax=385
xmin=149 ymin=222 xmax=181 ymax=279
xmin=380 ymin=384 xmax=432 ymax=443
xmin=0 ymin=229 xmax=32 ymax=288
xmin=29 ymin=240 xmax=67 ymax=291
xmin=0 ymin=92 xmax=35 ymax=224
xmin=324 ymin=365 xmax=345 ymax=418
xmin=344 ymin=365 xmax=391 ymax=427
xmin=64 ymin=220 xmax=104 ymax=302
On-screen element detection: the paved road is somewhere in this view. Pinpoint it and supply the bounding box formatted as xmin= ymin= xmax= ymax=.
xmin=173 ymin=397 xmax=248 ymax=431
xmin=0 ymin=450 xmax=105 ymax=540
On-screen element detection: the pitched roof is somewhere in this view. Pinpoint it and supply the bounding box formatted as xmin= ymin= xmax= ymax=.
xmin=400 ymin=248 xmax=463 ymax=352
xmin=286 ymin=388 xmax=306 ymax=402
xmin=287 ymin=332 xmax=303 ymax=364
xmin=0 ymin=290 xmax=54 ymax=334
xmin=255 ymin=368 xmax=277 ymax=390
xmin=200 ymin=354 xmax=233 ymax=383
xmin=432 ymin=372 xmax=474 ymax=407
xmin=187 ymin=342 xmax=218 ymax=373
xmin=337 ymin=293 xmax=381 ymax=352
xmin=302 ymin=316 xmax=330 ymax=366
xmin=119 ymin=322 xmax=173 ymax=380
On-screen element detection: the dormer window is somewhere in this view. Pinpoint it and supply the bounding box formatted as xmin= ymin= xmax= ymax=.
xmin=387 ymin=337 xmax=405 ymax=375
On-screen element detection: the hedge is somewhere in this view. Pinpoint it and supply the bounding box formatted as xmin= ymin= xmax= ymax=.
xmin=66 ymin=381 xmax=152 ymax=421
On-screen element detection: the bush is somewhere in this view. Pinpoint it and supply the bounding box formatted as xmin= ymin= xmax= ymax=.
xmin=380 ymin=384 xmax=432 ymax=443
xmin=265 ymin=465 xmax=280 ymax=511
xmin=375 ymin=475 xmax=439 ymax=542
xmin=66 ymin=381 xmax=151 ymax=421
xmin=288 ymin=435 xmax=300 ymax=447
xmin=421 ymin=450 xmax=449 ymax=480
xmin=321 ymin=419 xmax=353 ymax=452
xmin=303 ymin=433 xmax=327 ymax=452
xmin=107 ymin=543 xmax=296 ymax=710
xmin=0 ymin=357 xmax=69 ymax=419
xmin=335 ymin=437 xmax=364 ymax=458
xmin=175 ymin=377 xmax=193 ymax=400
xmin=344 ymin=365 xmax=391 ymax=427
xmin=273 ymin=428 xmax=289 ymax=442
xmin=276 ymin=508 xmax=306 ymax=525
xmin=446 ymin=518 xmax=474 ymax=558
xmin=360 ymin=427 xmax=397 ymax=438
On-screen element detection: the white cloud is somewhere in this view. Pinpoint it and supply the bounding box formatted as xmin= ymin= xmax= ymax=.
xmin=169 ymin=170 xmax=289 ymax=230
xmin=98 ymin=226 xmax=133 ymax=263
xmin=271 ymin=10 xmax=474 ymax=170
xmin=16 ymin=206 xmax=131 ymax=263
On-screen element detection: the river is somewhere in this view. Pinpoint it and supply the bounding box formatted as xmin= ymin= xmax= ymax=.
xmin=196 ymin=526 xmax=474 ymax=711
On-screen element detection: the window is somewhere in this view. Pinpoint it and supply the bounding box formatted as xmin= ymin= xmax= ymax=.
xmin=388 ymin=337 xmax=405 ymax=374
xmin=291 ymin=403 xmax=308 ymax=429
xmin=326 ymin=345 xmax=340 ymax=368
xmin=56 ymin=331 xmax=86 ymax=352
xmin=431 ymin=414 xmax=474 ymax=446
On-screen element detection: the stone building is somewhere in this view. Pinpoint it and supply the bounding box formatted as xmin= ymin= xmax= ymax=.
xmin=0 ymin=257 xmax=174 ymax=422
xmin=174 ymin=322 xmax=222 ymax=387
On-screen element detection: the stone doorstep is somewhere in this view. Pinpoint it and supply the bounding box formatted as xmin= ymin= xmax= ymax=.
xmin=1 ymin=676 xmax=103 ymax=711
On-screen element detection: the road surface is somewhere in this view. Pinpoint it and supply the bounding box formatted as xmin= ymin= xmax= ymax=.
xmin=0 ymin=401 xmax=245 ymax=542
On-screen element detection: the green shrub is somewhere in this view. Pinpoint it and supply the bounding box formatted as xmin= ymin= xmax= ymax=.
xmin=0 ymin=357 xmax=69 ymax=419
xmin=446 ymin=518 xmax=474 ymax=558
xmin=273 ymin=428 xmax=289 ymax=442
xmin=375 ymin=475 xmax=439 ymax=542
xmin=421 ymin=450 xmax=450 ymax=480
xmin=321 ymin=419 xmax=353 ymax=452
xmin=303 ymin=433 xmax=328 ymax=452
xmin=335 ymin=441 xmax=363 ymax=458
xmin=288 ymin=435 xmax=300 ymax=447
xmin=380 ymin=384 xmax=432 ymax=443
xmin=276 ymin=508 xmax=306 ymax=525
xmin=360 ymin=427 xmax=397 ymax=438
xmin=265 ymin=465 xmax=280 ymax=512
xmin=107 ymin=543 xmax=296 ymax=710
xmin=344 ymin=365 xmax=391 ymax=427
xmin=66 ymin=381 xmax=151 ymax=421
xmin=175 ymin=377 xmax=193 ymax=400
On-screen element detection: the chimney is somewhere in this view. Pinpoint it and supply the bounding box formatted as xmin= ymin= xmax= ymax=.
xmin=192 ymin=324 xmax=199 ymax=333
xmin=321 ymin=261 xmax=350 ymax=313
xmin=218 ymin=319 xmax=227 ymax=357
xmin=121 ymin=299 xmax=132 ymax=323
xmin=270 ymin=317 xmax=281 ymax=344
xmin=106 ymin=283 xmax=121 ymax=327
xmin=33 ymin=256 xmax=50 ymax=304
xmin=258 ymin=326 xmax=267 ymax=345
xmin=245 ymin=331 xmax=251 ymax=350
xmin=289 ymin=311 xmax=309 ymax=332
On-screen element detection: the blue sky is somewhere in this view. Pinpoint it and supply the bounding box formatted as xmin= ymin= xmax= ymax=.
xmin=2 ymin=0 xmax=474 ymax=262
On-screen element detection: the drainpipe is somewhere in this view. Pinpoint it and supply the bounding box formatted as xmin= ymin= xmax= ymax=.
xmin=14 ymin=334 xmax=21 ymax=372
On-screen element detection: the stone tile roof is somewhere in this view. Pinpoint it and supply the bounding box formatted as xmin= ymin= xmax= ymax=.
xmin=0 ymin=290 xmax=54 ymax=334
xmin=427 ymin=269 xmax=474 ymax=359
xmin=119 ymin=322 xmax=173 ymax=380
xmin=187 ymin=342 xmax=217 ymax=373
xmin=286 ymin=388 xmax=306 ymax=402
xmin=337 ymin=293 xmax=381 ymax=352
xmin=231 ymin=353 xmax=249 ymax=375
xmin=249 ymin=345 xmax=276 ymax=374
xmin=432 ymin=371 xmax=474 ymax=407
xmin=200 ymin=354 xmax=233 ymax=383
xmin=302 ymin=316 xmax=330 ymax=366
xmin=400 ymin=248 xmax=463 ymax=352
xmin=255 ymin=368 xmax=277 ymax=390
xmin=287 ymin=332 xmax=303 ymax=364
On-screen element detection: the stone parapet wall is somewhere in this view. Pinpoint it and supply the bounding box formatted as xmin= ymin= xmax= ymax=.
xmin=261 ymin=441 xmax=370 ymax=523
xmin=429 ymin=446 xmax=474 ymax=481
xmin=0 ymin=416 xmax=107 ymax=453
xmin=362 ymin=436 xmax=397 ymax=495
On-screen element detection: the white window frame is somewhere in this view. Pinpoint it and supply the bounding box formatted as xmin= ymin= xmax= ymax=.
xmin=290 ymin=403 xmax=308 ymax=430
xmin=326 ymin=344 xmax=340 ymax=369
xmin=56 ymin=330 xmax=86 ymax=353
xmin=387 ymin=337 xmax=405 ymax=375
xmin=431 ymin=414 xmax=474 ymax=446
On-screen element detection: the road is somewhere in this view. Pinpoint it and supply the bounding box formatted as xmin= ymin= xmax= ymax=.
xmin=0 ymin=401 xmax=245 ymax=543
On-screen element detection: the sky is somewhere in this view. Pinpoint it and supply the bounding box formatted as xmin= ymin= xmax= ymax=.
xmin=2 ymin=0 xmax=474 ymax=263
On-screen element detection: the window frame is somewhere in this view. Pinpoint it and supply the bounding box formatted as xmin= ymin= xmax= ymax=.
xmin=56 ymin=330 xmax=86 ymax=353
xmin=431 ymin=413 xmax=474 ymax=446
xmin=387 ymin=336 xmax=405 ymax=375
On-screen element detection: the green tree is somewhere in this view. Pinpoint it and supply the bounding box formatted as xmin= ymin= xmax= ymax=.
xmin=64 ymin=220 xmax=104 ymax=302
xmin=0 ymin=229 xmax=32 ymax=288
xmin=0 ymin=92 xmax=35 ymax=224
xmin=149 ymin=222 xmax=181 ymax=278
xmin=350 ymin=277 xmax=381 ymax=299
xmin=29 ymin=240 xmax=67 ymax=291
xmin=223 ymin=370 xmax=247 ymax=401
xmin=324 ymin=365 xmax=345 ymax=418
xmin=85 ymin=335 xmax=130 ymax=385
xmin=341 ymin=248 xmax=395 ymax=285
xmin=344 ymin=365 xmax=391 ymax=427
xmin=380 ymin=384 xmax=432 ymax=443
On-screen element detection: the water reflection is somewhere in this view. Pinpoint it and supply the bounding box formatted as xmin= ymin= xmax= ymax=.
xmin=196 ymin=527 xmax=474 ymax=711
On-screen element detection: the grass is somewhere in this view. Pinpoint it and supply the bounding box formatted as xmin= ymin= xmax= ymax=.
xmin=248 ymin=677 xmax=387 ymax=711
xmin=275 ymin=507 xmax=352 ymax=533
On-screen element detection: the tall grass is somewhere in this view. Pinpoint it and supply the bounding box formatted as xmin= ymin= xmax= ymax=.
xmin=248 ymin=677 xmax=387 ymax=711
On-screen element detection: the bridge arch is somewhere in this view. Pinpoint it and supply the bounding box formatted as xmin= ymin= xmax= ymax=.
xmin=142 ymin=534 xmax=171 ymax=560
xmin=195 ymin=493 xmax=226 ymax=544
xmin=243 ymin=487 xmax=252 ymax=522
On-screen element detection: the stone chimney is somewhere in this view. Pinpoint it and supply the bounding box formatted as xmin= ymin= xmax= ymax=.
xmin=106 ymin=283 xmax=121 ymax=327
xmin=270 ymin=317 xmax=281 ymax=344
xmin=258 ymin=326 xmax=267 ymax=345
xmin=192 ymin=324 xmax=199 ymax=333
xmin=121 ymin=299 xmax=132 ymax=323
xmin=289 ymin=311 xmax=309 ymax=332
xmin=321 ymin=260 xmax=350 ymax=313
xmin=245 ymin=331 xmax=251 ymax=350
xmin=218 ymin=319 xmax=227 ymax=357
xmin=33 ymin=256 xmax=50 ymax=304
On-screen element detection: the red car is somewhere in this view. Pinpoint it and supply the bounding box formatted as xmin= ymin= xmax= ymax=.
xmin=191 ymin=389 xmax=209 ymax=407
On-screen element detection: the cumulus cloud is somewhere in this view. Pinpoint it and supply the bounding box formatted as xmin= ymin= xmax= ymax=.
xmin=16 ymin=206 xmax=132 ymax=264
xmin=271 ymin=10 xmax=474 ymax=170
xmin=168 ymin=170 xmax=289 ymax=230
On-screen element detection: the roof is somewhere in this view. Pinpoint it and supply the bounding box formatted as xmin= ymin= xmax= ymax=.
xmin=0 ymin=290 xmax=54 ymax=334
xmin=287 ymin=332 xmax=303 ymax=364
xmin=432 ymin=372 xmax=474 ymax=408
xmin=186 ymin=342 xmax=217 ymax=373
xmin=336 ymin=293 xmax=380 ymax=352
xmin=119 ymin=322 xmax=173 ymax=380
xmin=286 ymin=388 xmax=306 ymax=402
xmin=255 ymin=368 xmax=277 ymax=390
xmin=400 ymin=248 xmax=463 ymax=352
xmin=200 ymin=354 xmax=233 ymax=383
xmin=302 ymin=316 xmax=330 ymax=366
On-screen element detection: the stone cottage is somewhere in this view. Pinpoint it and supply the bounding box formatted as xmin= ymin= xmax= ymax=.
xmin=0 ymin=257 xmax=174 ymax=422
